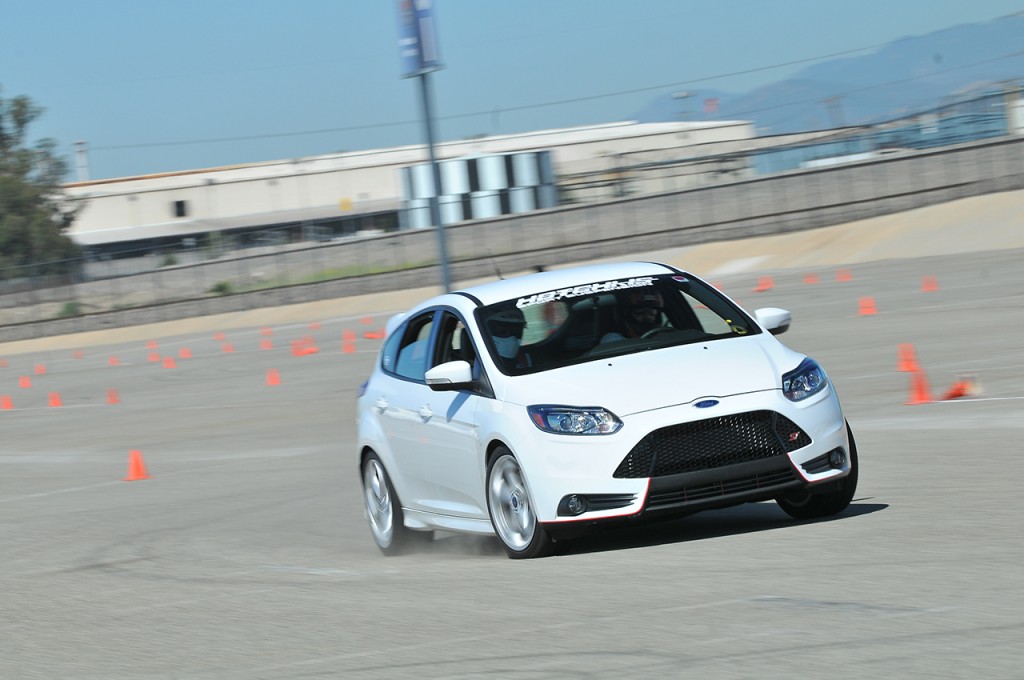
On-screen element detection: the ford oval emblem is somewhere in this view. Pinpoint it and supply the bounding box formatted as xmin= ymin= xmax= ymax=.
xmin=694 ymin=399 xmax=720 ymax=409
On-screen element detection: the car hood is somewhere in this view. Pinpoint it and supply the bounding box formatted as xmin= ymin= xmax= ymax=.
xmin=500 ymin=336 xmax=804 ymax=417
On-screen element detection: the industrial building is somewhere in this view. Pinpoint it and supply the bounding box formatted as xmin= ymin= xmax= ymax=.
xmin=63 ymin=119 xmax=755 ymax=256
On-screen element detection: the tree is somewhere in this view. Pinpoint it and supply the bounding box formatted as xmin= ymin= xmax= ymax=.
xmin=0 ymin=86 xmax=79 ymax=280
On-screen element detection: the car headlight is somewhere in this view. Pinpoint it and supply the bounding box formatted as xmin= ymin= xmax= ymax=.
xmin=782 ymin=358 xmax=829 ymax=401
xmin=527 ymin=405 xmax=623 ymax=435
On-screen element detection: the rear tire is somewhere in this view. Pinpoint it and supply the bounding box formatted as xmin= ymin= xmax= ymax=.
xmin=777 ymin=423 xmax=859 ymax=520
xmin=486 ymin=447 xmax=552 ymax=559
xmin=362 ymin=452 xmax=413 ymax=555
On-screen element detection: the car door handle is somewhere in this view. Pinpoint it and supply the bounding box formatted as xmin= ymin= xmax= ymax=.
xmin=418 ymin=405 xmax=433 ymax=421
xmin=375 ymin=397 xmax=389 ymax=412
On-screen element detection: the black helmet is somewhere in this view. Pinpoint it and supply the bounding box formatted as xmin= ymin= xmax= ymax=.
xmin=622 ymin=289 xmax=663 ymax=334
xmin=487 ymin=307 xmax=526 ymax=338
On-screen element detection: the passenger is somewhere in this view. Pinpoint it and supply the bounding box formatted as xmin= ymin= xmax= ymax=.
xmin=487 ymin=307 xmax=532 ymax=368
xmin=601 ymin=290 xmax=665 ymax=343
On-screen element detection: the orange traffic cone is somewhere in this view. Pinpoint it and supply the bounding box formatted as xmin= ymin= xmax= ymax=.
xmin=213 ymin=331 xmax=225 ymax=341
xmin=48 ymin=392 xmax=63 ymax=407
xmin=363 ymin=329 xmax=385 ymax=340
xmin=34 ymin=363 xmax=46 ymax=375
xmin=897 ymin=344 xmax=920 ymax=373
xmin=18 ymin=376 xmax=31 ymax=388
xmin=1 ymin=395 xmax=13 ymax=410
xmin=906 ymin=370 xmax=933 ymax=405
xmin=148 ymin=352 xmax=160 ymax=362
xmin=921 ymin=275 xmax=939 ymax=292
xmin=294 ymin=336 xmax=318 ymax=355
xmin=162 ymin=356 xmax=177 ymax=369
xmin=266 ymin=368 xmax=281 ymax=386
xmin=106 ymin=389 xmax=120 ymax=405
xmin=942 ymin=380 xmax=969 ymax=400
xmin=260 ymin=339 xmax=274 ymax=350
xmin=342 ymin=330 xmax=357 ymax=354
xmin=108 ymin=355 xmax=121 ymax=366
xmin=836 ymin=268 xmax=853 ymax=282
xmin=753 ymin=276 xmax=774 ymax=292
xmin=146 ymin=340 xmax=158 ymax=349
xmin=123 ymin=450 xmax=150 ymax=481
xmin=942 ymin=375 xmax=977 ymax=400
xmin=858 ymin=297 xmax=878 ymax=315
xmin=803 ymin=273 xmax=820 ymax=284
xmin=179 ymin=347 xmax=193 ymax=359
xmin=360 ymin=316 xmax=373 ymax=325
xmin=222 ymin=343 xmax=235 ymax=353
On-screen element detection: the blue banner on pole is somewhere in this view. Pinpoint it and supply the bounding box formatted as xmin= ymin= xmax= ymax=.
xmin=397 ymin=0 xmax=442 ymax=78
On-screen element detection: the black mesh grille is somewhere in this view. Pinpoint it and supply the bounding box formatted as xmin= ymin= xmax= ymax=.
xmin=775 ymin=413 xmax=812 ymax=452
xmin=614 ymin=410 xmax=810 ymax=479
xmin=646 ymin=466 xmax=798 ymax=509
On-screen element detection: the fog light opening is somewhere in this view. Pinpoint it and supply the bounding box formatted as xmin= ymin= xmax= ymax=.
xmin=829 ymin=449 xmax=846 ymax=469
xmin=566 ymin=495 xmax=586 ymax=515
xmin=559 ymin=494 xmax=588 ymax=517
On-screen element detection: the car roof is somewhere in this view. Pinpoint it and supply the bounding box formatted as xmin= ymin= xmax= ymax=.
xmin=455 ymin=261 xmax=679 ymax=306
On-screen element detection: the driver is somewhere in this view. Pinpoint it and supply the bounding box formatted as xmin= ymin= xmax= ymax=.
xmin=601 ymin=289 xmax=665 ymax=342
xmin=486 ymin=307 xmax=532 ymax=368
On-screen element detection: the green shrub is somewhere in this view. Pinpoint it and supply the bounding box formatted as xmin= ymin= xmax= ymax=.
xmin=57 ymin=301 xmax=81 ymax=318
xmin=208 ymin=281 xmax=232 ymax=295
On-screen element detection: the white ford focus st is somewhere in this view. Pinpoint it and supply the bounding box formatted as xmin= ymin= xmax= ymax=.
xmin=357 ymin=262 xmax=858 ymax=559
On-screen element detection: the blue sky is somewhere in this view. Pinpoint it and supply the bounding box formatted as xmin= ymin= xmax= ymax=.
xmin=3 ymin=0 xmax=1021 ymax=180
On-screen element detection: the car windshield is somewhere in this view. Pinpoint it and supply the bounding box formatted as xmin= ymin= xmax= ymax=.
xmin=476 ymin=273 xmax=760 ymax=375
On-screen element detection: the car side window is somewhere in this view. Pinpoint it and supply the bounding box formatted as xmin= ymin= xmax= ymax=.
xmin=380 ymin=326 xmax=403 ymax=373
xmin=391 ymin=313 xmax=435 ymax=381
xmin=435 ymin=312 xmax=477 ymax=368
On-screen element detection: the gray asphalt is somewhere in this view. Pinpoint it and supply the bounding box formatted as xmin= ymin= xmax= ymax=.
xmin=2 ymin=246 xmax=1023 ymax=679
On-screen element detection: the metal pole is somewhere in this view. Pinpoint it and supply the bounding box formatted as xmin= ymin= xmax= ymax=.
xmin=417 ymin=70 xmax=451 ymax=292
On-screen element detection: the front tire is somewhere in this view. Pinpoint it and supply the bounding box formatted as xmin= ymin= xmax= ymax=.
xmin=486 ymin=448 xmax=552 ymax=559
xmin=362 ymin=452 xmax=411 ymax=555
xmin=777 ymin=424 xmax=859 ymax=520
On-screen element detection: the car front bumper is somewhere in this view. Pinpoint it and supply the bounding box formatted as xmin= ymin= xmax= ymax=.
xmin=512 ymin=385 xmax=850 ymax=526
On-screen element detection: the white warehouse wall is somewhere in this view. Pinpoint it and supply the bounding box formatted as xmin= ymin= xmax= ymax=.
xmin=64 ymin=120 xmax=755 ymax=247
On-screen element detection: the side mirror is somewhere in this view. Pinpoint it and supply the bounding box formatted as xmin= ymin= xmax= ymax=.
xmin=424 ymin=360 xmax=474 ymax=391
xmin=754 ymin=307 xmax=791 ymax=335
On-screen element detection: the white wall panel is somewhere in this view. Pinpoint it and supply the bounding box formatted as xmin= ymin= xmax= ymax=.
xmin=512 ymin=152 xmax=540 ymax=186
xmin=509 ymin=186 xmax=536 ymax=213
xmin=440 ymin=160 xmax=469 ymax=195
xmin=439 ymin=195 xmax=464 ymax=224
xmin=405 ymin=199 xmax=431 ymax=229
xmin=410 ymin=163 xmax=435 ymax=199
xmin=469 ymin=191 xmax=501 ymax=219
xmin=537 ymin=184 xmax=558 ymax=209
xmin=476 ymin=155 xmax=508 ymax=191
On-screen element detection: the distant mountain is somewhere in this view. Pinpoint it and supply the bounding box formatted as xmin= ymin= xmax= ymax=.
xmin=634 ymin=12 xmax=1024 ymax=134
